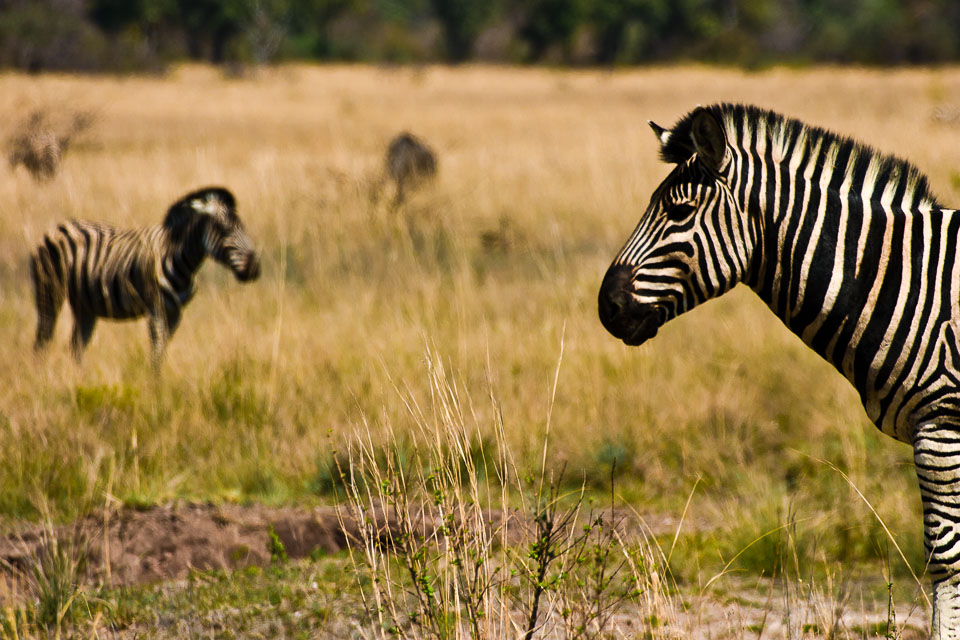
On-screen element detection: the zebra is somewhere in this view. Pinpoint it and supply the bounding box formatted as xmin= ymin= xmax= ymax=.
xmin=597 ymin=103 xmax=960 ymax=638
xmin=385 ymin=132 xmax=437 ymax=207
xmin=30 ymin=186 xmax=261 ymax=371
xmin=7 ymin=110 xmax=93 ymax=182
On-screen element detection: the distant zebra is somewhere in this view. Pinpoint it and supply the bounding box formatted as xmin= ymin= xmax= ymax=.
xmin=7 ymin=110 xmax=94 ymax=182
xmin=31 ymin=186 xmax=261 ymax=370
xmin=598 ymin=104 xmax=960 ymax=638
xmin=385 ymin=132 xmax=437 ymax=207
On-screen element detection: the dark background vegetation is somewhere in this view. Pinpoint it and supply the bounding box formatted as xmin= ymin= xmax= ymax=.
xmin=2 ymin=0 xmax=959 ymax=72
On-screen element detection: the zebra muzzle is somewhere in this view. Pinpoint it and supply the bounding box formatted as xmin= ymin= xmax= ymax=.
xmin=607 ymin=303 xmax=662 ymax=346
xmin=236 ymin=253 xmax=261 ymax=282
xmin=598 ymin=266 xmax=664 ymax=347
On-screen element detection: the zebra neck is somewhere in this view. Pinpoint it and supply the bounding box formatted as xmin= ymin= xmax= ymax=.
xmin=745 ymin=176 xmax=960 ymax=430
xmin=160 ymin=223 xmax=208 ymax=296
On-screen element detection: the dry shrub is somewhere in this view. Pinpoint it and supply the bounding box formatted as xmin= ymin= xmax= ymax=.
xmin=6 ymin=109 xmax=95 ymax=182
xmin=338 ymin=347 xmax=682 ymax=639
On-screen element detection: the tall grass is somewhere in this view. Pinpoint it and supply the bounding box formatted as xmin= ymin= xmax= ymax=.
xmin=339 ymin=346 xmax=681 ymax=639
xmin=0 ymin=520 xmax=108 ymax=639
xmin=335 ymin=348 xmax=930 ymax=638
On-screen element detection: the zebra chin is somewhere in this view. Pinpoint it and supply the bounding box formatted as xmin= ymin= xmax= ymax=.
xmin=602 ymin=305 xmax=663 ymax=347
xmin=233 ymin=253 xmax=261 ymax=282
xmin=598 ymin=294 xmax=664 ymax=347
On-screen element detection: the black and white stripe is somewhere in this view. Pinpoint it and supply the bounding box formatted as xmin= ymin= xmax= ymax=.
xmin=598 ymin=104 xmax=960 ymax=639
xmin=31 ymin=186 xmax=260 ymax=370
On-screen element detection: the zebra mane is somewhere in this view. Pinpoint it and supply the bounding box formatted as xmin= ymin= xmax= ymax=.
xmin=661 ymin=103 xmax=940 ymax=208
xmin=163 ymin=186 xmax=236 ymax=239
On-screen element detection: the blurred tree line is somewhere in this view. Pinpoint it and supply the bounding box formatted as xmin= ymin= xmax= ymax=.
xmin=1 ymin=0 xmax=959 ymax=72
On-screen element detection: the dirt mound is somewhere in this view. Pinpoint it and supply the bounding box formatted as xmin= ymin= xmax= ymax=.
xmin=0 ymin=502 xmax=688 ymax=589
xmin=0 ymin=502 xmax=520 ymax=587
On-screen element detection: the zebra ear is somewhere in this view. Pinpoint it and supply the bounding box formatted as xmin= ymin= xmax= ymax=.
xmin=648 ymin=121 xmax=670 ymax=145
xmin=654 ymin=119 xmax=696 ymax=164
xmin=690 ymin=109 xmax=729 ymax=172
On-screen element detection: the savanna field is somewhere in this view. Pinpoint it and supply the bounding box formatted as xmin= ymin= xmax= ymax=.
xmin=2 ymin=65 xmax=960 ymax=638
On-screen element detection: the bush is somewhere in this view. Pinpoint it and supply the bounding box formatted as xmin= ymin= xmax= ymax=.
xmin=0 ymin=2 xmax=108 ymax=72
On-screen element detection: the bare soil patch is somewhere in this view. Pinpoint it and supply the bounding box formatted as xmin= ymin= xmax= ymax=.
xmin=0 ymin=504 xmax=929 ymax=637
xmin=0 ymin=502 xmax=686 ymax=588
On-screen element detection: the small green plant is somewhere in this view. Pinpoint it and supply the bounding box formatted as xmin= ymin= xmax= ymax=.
xmin=267 ymin=525 xmax=288 ymax=565
xmin=32 ymin=537 xmax=82 ymax=629
xmin=21 ymin=523 xmax=109 ymax=636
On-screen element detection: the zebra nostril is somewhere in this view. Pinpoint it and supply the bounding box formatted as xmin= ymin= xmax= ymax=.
xmin=601 ymin=290 xmax=626 ymax=321
xmin=598 ymin=264 xmax=637 ymax=330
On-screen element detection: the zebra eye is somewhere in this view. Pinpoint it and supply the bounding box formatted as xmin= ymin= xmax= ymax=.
xmin=667 ymin=203 xmax=696 ymax=220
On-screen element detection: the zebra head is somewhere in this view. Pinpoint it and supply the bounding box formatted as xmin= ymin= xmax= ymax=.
xmin=598 ymin=107 xmax=752 ymax=346
xmin=165 ymin=187 xmax=261 ymax=282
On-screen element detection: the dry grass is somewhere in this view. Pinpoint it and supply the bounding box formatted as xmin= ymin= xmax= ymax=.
xmin=1 ymin=63 xmax=960 ymax=635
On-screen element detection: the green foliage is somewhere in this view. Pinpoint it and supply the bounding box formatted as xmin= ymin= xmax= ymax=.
xmin=268 ymin=524 xmax=290 ymax=564
xmin=0 ymin=1 xmax=109 ymax=72
xmin=308 ymin=450 xmax=349 ymax=496
xmin=4 ymin=0 xmax=960 ymax=69
xmin=517 ymin=0 xmax=586 ymax=62
xmin=30 ymin=534 xmax=87 ymax=630
xmin=588 ymin=0 xmax=670 ymax=64
xmin=0 ymin=532 xmax=110 ymax=638
xmin=428 ymin=0 xmax=492 ymax=61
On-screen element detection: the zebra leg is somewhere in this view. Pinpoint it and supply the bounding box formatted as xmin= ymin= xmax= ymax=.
xmin=148 ymin=303 xmax=181 ymax=372
xmin=915 ymin=422 xmax=960 ymax=639
xmin=148 ymin=315 xmax=168 ymax=373
xmin=30 ymin=255 xmax=65 ymax=352
xmin=391 ymin=180 xmax=406 ymax=210
xmin=69 ymin=311 xmax=96 ymax=363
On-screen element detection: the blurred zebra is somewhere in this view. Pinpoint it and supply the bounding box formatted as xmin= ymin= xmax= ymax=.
xmin=7 ymin=110 xmax=94 ymax=182
xmin=598 ymin=104 xmax=960 ymax=639
xmin=31 ymin=186 xmax=261 ymax=370
xmin=385 ymin=132 xmax=437 ymax=207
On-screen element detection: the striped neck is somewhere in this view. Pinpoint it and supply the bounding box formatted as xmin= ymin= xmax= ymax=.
xmin=160 ymin=218 xmax=209 ymax=295
xmin=715 ymin=105 xmax=949 ymax=431
xmin=714 ymin=105 xmax=941 ymax=320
